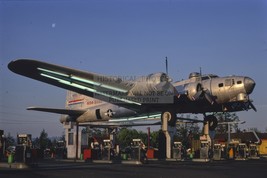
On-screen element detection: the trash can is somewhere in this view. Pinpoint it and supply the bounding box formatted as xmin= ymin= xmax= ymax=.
xmin=147 ymin=149 xmax=155 ymax=159
xmin=83 ymin=149 xmax=92 ymax=160
xmin=8 ymin=154 xmax=13 ymax=164
xmin=80 ymin=153 xmax=83 ymax=160
xmin=121 ymin=153 xmax=128 ymax=160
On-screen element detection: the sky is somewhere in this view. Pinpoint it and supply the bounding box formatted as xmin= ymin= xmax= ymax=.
xmin=1 ymin=0 xmax=267 ymax=138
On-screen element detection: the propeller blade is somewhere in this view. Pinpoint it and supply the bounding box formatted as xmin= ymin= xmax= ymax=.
xmin=204 ymin=92 xmax=215 ymax=105
xmin=192 ymin=90 xmax=203 ymax=100
xmin=249 ymin=100 xmax=257 ymax=112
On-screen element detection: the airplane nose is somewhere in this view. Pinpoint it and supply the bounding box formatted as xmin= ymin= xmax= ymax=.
xmin=244 ymin=77 xmax=255 ymax=94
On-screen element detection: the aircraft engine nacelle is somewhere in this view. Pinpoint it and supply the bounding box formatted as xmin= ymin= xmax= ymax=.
xmin=236 ymin=93 xmax=249 ymax=102
xmin=146 ymin=73 xmax=170 ymax=90
xmin=184 ymin=83 xmax=201 ymax=101
xmin=130 ymin=72 xmax=174 ymax=96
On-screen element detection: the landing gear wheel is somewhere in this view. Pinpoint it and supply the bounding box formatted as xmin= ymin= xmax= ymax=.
xmin=161 ymin=111 xmax=177 ymax=127
xmin=204 ymin=115 xmax=218 ymax=131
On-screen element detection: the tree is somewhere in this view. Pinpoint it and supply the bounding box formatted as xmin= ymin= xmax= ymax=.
xmin=247 ymin=127 xmax=260 ymax=133
xmin=215 ymin=112 xmax=239 ymax=134
xmin=175 ymin=122 xmax=200 ymax=148
xmin=150 ymin=131 xmax=159 ymax=148
xmin=5 ymin=133 xmax=15 ymax=148
xmin=116 ymin=128 xmax=148 ymax=148
xmin=36 ymin=129 xmax=51 ymax=150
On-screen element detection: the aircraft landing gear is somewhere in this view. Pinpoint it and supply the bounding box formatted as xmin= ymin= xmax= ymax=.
xmin=204 ymin=115 xmax=218 ymax=131
xmin=161 ymin=110 xmax=177 ymax=159
xmin=161 ymin=111 xmax=177 ymax=127
xmin=196 ymin=115 xmax=218 ymax=161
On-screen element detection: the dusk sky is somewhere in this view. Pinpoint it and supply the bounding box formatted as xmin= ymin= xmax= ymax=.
xmin=1 ymin=0 xmax=267 ymax=137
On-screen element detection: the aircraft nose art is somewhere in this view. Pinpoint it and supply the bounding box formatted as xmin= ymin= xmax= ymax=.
xmin=244 ymin=77 xmax=255 ymax=94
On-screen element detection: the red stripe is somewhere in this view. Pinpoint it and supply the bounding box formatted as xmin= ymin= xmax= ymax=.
xmin=68 ymin=99 xmax=84 ymax=104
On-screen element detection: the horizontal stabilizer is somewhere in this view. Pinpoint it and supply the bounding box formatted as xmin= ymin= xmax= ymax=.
xmin=27 ymin=107 xmax=86 ymax=116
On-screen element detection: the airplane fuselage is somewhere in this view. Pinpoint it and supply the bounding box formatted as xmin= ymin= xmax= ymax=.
xmin=60 ymin=72 xmax=255 ymax=123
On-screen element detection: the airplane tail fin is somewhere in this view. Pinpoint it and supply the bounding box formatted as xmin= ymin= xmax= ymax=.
xmin=66 ymin=91 xmax=104 ymax=109
xmin=27 ymin=91 xmax=106 ymax=123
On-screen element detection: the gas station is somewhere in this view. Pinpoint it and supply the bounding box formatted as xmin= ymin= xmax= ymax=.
xmin=0 ymin=116 xmax=265 ymax=171
xmin=60 ymin=114 xmax=264 ymax=164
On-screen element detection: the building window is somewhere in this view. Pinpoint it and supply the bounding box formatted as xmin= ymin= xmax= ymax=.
xmin=68 ymin=133 xmax=74 ymax=145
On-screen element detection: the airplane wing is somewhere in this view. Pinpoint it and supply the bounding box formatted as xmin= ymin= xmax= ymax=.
xmin=8 ymin=59 xmax=141 ymax=109
xmin=79 ymin=118 xmax=196 ymax=128
xmin=176 ymin=117 xmax=204 ymax=123
xmin=79 ymin=120 xmax=161 ymax=128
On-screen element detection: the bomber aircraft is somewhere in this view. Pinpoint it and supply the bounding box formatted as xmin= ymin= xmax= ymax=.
xmin=8 ymin=59 xmax=256 ymax=130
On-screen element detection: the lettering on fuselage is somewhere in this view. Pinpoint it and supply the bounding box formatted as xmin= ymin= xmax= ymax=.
xmin=86 ymin=100 xmax=102 ymax=106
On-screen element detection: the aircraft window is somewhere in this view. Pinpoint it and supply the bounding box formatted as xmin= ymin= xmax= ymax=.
xmin=237 ymin=81 xmax=242 ymax=84
xmin=218 ymin=83 xmax=223 ymax=87
xmin=225 ymin=79 xmax=232 ymax=86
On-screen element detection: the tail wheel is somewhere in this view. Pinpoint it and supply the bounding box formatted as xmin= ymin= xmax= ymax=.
xmin=161 ymin=111 xmax=177 ymax=127
xmin=204 ymin=115 xmax=218 ymax=131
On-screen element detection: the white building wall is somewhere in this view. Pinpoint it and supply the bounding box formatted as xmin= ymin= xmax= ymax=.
xmin=63 ymin=122 xmax=82 ymax=159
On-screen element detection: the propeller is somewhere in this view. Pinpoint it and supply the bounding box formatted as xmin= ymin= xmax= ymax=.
xmin=192 ymin=84 xmax=215 ymax=105
xmin=248 ymin=100 xmax=257 ymax=112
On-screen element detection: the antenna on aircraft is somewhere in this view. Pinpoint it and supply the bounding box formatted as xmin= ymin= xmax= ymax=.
xmin=165 ymin=56 xmax=168 ymax=75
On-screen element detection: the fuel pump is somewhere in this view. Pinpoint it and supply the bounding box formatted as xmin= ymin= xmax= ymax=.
xmin=172 ymin=142 xmax=183 ymax=160
xmin=236 ymin=143 xmax=247 ymax=160
xmin=16 ymin=134 xmax=32 ymax=164
xmin=131 ymin=139 xmax=141 ymax=161
xmin=200 ymin=141 xmax=209 ymax=159
xmin=131 ymin=139 xmax=146 ymax=162
xmin=227 ymin=141 xmax=238 ymax=160
xmin=102 ymin=140 xmax=111 ymax=160
xmin=248 ymin=144 xmax=259 ymax=159
xmin=213 ymin=144 xmax=222 ymax=160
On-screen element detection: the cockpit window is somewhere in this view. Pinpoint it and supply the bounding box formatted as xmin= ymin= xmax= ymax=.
xmin=237 ymin=80 xmax=242 ymax=84
xmin=201 ymin=76 xmax=209 ymax=80
xmin=200 ymin=74 xmax=219 ymax=80
xmin=209 ymin=75 xmax=219 ymax=78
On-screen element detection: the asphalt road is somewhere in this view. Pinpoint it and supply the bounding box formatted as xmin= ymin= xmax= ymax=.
xmin=1 ymin=159 xmax=267 ymax=178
